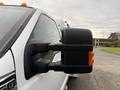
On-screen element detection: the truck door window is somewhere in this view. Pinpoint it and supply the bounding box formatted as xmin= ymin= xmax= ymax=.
xmin=27 ymin=14 xmax=60 ymax=63
xmin=30 ymin=14 xmax=60 ymax=44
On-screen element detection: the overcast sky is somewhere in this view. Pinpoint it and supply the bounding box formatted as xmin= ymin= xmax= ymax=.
xmin=5 ymin=0 xmax=120 ymax=38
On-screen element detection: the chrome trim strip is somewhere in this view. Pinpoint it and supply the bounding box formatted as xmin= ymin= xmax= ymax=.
xmin=0 ymin=79 xmax=15 ymax=88
xmin=0 ymin=71 xmax=15 ymax=82
xmin=0 ymin=71 xmax=16 ymax=87
xmin=60 ymin=74 xmax=69 ymax=90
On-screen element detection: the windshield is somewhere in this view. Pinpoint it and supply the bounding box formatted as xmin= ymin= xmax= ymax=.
xmin=0 ymin=6 xmax=35 ymax=57
xmin=0 ymin=6 xmax=33 ymax=40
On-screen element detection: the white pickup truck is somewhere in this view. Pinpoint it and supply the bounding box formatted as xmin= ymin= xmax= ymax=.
xmin=0 ymin=5 xmax=94 ymax=90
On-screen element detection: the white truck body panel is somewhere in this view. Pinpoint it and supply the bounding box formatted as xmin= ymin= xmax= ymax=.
xmin=11 ymin=9 xmax=41 ymax=89
xmin=11 ymin=9 xmax=68 ymax=90
xmin=0 ymin=51 xmax=14 ymax=78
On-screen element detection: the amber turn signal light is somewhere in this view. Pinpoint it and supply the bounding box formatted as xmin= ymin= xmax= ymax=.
xmin=0 ymin=1 xmax=4 ymax=5
xmin=21 ymin=0 xmax=27 ymax=7
xmin=89 ymin=51 xmax=94 ymax=65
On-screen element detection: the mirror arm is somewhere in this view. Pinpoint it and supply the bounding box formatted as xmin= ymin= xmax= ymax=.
xmin=29 ymin=43 xmax=93 ymax=54
xmin=48 ymin=61 xmax=92 ymax=74
xmin=48 ymin=43 xmax=93 ymax=51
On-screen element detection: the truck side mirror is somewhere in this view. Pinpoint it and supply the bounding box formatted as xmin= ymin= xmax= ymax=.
xmin=24 ymin=28 xmax=94 ymax=79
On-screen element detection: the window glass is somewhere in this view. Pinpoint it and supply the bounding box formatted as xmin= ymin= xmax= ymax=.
xmin=30 ymin=14 xmax=60 ymax=43
xmin=0 ymin=6 xmax=33 ymax=40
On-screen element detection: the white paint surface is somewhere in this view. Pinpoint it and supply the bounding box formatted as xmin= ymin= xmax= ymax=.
xmin=0 ymin=51 xmax=14 ymax=78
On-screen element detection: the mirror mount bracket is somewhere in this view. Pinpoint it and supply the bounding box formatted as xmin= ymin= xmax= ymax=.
xmin=35 ymin=43 xmax=93 ymax=53
xmin=49 ymin=61 xmax=92 ymax=74
xmin=34 ymin=60 xmax=92 ymax=74
xmin=49 ymin=43 xmax=93 ymax=51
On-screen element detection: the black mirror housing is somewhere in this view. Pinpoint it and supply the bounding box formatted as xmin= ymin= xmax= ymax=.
xmin=24 ymin=28 xmax=94 ymax=79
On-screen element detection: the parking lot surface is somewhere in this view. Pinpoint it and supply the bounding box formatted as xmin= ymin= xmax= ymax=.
xmin=68 ymin=48 xmax=120 ymax=90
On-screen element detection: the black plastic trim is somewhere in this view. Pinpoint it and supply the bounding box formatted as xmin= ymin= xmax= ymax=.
xmin=49 ymin=61 xmax=93 ymax=74
xmin=49 ymin=44 xmax=93 ymax=51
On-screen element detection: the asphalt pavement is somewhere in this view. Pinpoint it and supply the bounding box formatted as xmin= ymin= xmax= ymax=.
xmin=68 ymin=48 xmax=120 ymax=90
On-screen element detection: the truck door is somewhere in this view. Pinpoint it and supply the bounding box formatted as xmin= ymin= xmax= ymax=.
xmin=11 ymin=10 xmax=68 ymax=90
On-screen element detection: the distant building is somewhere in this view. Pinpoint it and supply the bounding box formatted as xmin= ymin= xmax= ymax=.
xmin=108 ymin=32 xmax=120 ymax=47
xmin=108 ymin=32 xmax=120 ymax=41
xmin=93 ymin=32 xmax=120 ymax=47
xmin=93 ymin=38 xmax=112 ymax=46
